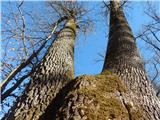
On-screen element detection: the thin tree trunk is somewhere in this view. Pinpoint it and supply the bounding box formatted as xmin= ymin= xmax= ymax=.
xmin=3 ymin=18 xmax=77 ymax=120
xmin=102 ymin=1 xmax=160 ymax=119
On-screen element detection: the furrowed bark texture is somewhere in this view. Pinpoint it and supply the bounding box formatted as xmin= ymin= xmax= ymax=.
xmin=102 ymin=1 xmax=160 ymax=119
xmin=36 ymin=1 xmax=160 ymax=119
xmin=3 ymin=19 xmax=76 ymax=120
xmin=41 ymin=1 xmax=160 ymax=119
xmin=39 ymin=71 xmax=147 ymax=120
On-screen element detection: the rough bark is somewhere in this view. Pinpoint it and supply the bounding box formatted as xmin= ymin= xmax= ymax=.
xmin=39 ymin=71 xmax=151 ymax=120
xmin=102 ymin=1 xmax=160 ymax=119
xmin=39 ymin=1 xmax=160 ymax=119
xmin=3 ymin=1 xmax=160 ymax=120
xmin=3 ymin=18 xmax=77 ymax=120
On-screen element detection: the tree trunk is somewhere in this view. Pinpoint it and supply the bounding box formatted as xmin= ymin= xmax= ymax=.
xmin=39 ymin=71 xmax=156 ymax=120
xmin=102 ymin=1 xmax=160 ymax=119
xmin=3 ymin=18 xmax=77 ymax=120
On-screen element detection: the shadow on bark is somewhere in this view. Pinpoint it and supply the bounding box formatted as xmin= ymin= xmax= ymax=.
xmin=39 ymin=79 xmax=79 ymax=120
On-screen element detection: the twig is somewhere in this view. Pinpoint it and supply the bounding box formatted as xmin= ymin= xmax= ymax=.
xmin=18 ymin=1 xmax=28 ymax=58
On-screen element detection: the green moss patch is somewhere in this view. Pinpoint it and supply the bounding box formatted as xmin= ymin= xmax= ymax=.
xmin=72 ymin=71 xmax=129 ymax=119
xmin=56 ymin=70 xmax=143 ymax=120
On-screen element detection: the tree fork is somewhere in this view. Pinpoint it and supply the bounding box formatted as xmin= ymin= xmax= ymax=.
xmin=38 ymin=1 xmax=160 ymax=118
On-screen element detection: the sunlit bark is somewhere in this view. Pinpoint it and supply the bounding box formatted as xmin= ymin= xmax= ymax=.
xmin=3 ymin=18 xmax=77 ymax=120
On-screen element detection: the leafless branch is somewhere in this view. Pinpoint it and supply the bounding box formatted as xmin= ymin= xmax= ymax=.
xmin=17 ymin=1 xmax=28 ymax=58
xmin=151 ymin=62 xmax=159 ymax=83
xmin=1 ymin=72 xmax=31 ymax=102
xmin=1 ymin=16 xmax=66 ymax=93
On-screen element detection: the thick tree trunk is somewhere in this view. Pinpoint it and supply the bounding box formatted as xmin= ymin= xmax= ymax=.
xmin=39 ymin=1 xmax=160 ymax=120
xmin=102 ymin=1 xmax=160 ymax=119
xmin=39 ymin=71 xmax=157 ymax=120
xmin=3 ymin=18 xmax=77 ymax=120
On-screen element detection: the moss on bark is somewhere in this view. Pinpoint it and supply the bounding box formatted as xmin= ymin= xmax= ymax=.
xmin=52 ymin=70 xmax=143 ymax=120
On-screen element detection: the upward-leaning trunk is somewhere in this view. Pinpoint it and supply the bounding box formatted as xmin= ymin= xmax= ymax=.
xmin=3 ymin=18 xmax=77 ymax=120
xmin=35 ymin=1 xmax=160 ymax=119
xmin=102 ymin=0 xmax=160 ymax=119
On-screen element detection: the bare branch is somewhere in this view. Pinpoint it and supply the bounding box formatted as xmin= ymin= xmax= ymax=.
xmin=1 ymin=16 xmax=66 ymax=93
xmin=151 ymin=62 xmax=159 ymax=83
xmin=144 ymin=36 xmax=160 ymax=51
xmin=1 ymin=72 xmax=31 ymax=102
xmin=17 ymin=1 xmax=28 ymax=58
xmin=149 ymin=29 xmax=160 ymax=43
